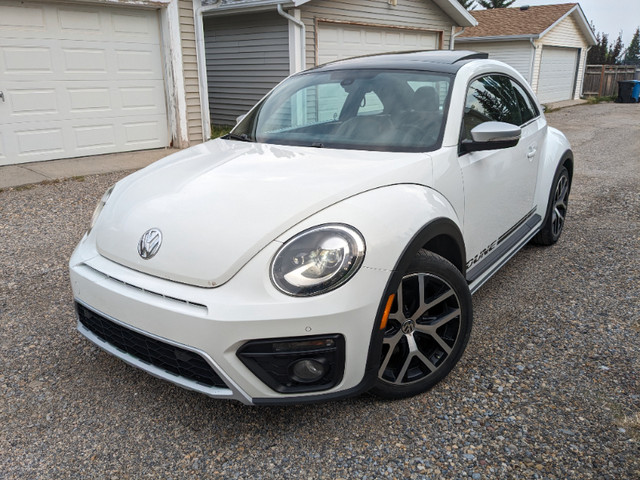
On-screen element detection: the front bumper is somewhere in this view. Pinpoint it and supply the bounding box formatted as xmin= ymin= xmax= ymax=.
xmin=69 ymin=237 xmax=390 ymax=404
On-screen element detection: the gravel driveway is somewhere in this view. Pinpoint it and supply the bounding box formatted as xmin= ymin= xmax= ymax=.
xmin=1 ymin=103 xmax=638 ymax=479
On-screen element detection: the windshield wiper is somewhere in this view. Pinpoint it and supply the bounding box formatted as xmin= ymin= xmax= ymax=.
xmin=223 ymin=133 xmax=253 ymax=142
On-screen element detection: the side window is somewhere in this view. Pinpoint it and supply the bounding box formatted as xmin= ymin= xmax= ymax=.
xmin=510 ymin=80 xmax=539 ymax=124
xmin=462 ymin=75 xmax=522 ymax=141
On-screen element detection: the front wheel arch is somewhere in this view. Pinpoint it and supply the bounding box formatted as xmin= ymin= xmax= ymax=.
xmin=360 ymin=218 xmax=467 ymax=393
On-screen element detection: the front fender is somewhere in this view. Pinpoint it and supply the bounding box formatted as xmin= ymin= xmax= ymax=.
xmin=275 ymin=184 xmax=464 ymax=273
xmin=272 ymin=184 xmax=465 ymax=400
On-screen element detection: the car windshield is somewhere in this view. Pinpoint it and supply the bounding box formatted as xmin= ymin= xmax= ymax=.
xmin=230 ymin=69 xmax=452 ymax=152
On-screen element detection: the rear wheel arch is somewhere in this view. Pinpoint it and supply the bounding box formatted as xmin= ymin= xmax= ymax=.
xmin=561 ymin=150 xmax=574 ymax=184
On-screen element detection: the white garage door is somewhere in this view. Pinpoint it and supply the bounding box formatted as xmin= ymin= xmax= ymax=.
xmin=0 ymin=2 xmax=169 ymax=166
xmin=317 ymin=23 xmax=439 ymax=65
xmin=537 ymin=46 xmax=579 ymax=104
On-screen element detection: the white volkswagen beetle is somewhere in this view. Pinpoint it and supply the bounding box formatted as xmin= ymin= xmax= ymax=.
xmin=70 ymin=51 xmax=572 ymax=405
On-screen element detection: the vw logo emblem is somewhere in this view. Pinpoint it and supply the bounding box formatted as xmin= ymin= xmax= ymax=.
xmin=138 ymin=228 xmax=162 ymax=260
xmin=401 ymin=320 xmax=415 ymax=335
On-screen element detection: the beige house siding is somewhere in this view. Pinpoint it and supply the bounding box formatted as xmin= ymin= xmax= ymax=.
xmin=541 ymin=14 xmax=586 ymax=48
xmin=532 ymin=15 xmax=589 ymax=98
xmin=179 ymin=0 xmax=204 ymax=142
xmin=298 ymin=0 xmax=454 ymax=69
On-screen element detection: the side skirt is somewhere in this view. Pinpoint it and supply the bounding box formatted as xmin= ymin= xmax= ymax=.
xmin=467 ymin=210 xmax=541 ymax=294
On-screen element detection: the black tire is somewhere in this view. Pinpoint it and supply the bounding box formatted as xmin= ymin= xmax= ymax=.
xmin=532 ymin=165 xmax=571 ymax=246
xmin=371 ymin=250 xmax=473 ymax=399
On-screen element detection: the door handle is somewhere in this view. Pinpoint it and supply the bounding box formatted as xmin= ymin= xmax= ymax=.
xmin=526 ymin=146 xmax=537 ymax=159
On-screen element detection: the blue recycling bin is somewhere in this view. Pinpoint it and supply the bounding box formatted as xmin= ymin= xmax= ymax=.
xmin=616 ymin=80 xmax=640 ymax=103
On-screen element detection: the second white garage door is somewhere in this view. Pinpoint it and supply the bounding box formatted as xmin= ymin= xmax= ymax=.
xmin=536 ymin=46 xmax=579 ymax=104
xmin=0 ymin=2 xmax=169 ymax=165
xmin=317 ymin=22 xmax=439 ymax=65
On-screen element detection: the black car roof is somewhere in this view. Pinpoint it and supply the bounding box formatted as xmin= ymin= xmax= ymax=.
xmin=310 ymin=50 xmax=489 ymax=75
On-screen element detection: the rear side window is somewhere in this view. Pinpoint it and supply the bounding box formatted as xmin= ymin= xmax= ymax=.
xmin=510 ymin=80 xmax=539 ymax=124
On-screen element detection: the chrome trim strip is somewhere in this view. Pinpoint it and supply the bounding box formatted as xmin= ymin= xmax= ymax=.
xmin=74 ymin=299 xmax=253 ymax=405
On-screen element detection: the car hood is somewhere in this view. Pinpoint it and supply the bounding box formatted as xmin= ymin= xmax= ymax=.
xmin=95 ymin=139 xmax=432 ymax=287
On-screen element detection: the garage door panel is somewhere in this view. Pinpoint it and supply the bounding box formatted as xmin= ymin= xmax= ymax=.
xmin=0 ymin=114 xmax=168 ymax=165
xmin=0 ymin=4 xmax=45 ymax=30
xmin=1 ymin=38 xmax=164 ymax=81
xmin=0 ymin=1 xmax=169 ymax=164
xmin=2 ymin=45 xmax=53 ymax=75
xmin=318 ymin=23 xmax=439 ymax=65
xmin=537 ymin=47 xmax=578 ymax=103
xmin=1 ymin=80 xmax=167 ymax=123
xmin=0 ymin=3 xmax=159 ymax=44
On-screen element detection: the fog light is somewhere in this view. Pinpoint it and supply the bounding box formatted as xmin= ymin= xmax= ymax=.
xmin=291 ymin=359 xmax=326 ymax=383
xmin=237 ymin=334 xmax=345 ymax=393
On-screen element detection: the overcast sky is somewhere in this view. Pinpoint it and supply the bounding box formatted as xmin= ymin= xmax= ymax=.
xmin=500 ymin=0 xmax=640 ymax=48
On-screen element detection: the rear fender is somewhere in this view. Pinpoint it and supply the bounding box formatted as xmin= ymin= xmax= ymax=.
xmin=535 ymin=127 xmax=573 ymax=215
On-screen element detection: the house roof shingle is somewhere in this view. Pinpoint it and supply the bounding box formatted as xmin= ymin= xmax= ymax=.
xmin=457 ymin=3 xmax=577 ymax=38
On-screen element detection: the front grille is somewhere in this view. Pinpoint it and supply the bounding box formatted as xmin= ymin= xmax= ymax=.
xmin=76 ymin=303 xmax=227 ymax=388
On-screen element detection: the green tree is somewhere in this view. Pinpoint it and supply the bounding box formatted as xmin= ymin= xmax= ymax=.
xmin=609 ymin=32 xmax=624 ymax=65
xmin=457 ymin=0 xmax=476 ymax=9
xmin=588 ymin=31 xmax=609 ymax=64
xmin=623 ymin=27 xmax=640 ymax=65
xmin=476 ymin=0 xmax=516 ymax=8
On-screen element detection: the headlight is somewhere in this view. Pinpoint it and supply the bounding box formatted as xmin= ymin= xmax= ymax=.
xmin=271 ymin=224 xmax=365 ymax=297
xmin=87 ymin=185 xmax=115 ymax=234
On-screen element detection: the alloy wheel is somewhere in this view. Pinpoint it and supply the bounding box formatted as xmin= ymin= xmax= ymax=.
xmin=379 ymin=272 xmax=462 ymax=385
xmin=552 ymin=173 xmax=569 ymax=238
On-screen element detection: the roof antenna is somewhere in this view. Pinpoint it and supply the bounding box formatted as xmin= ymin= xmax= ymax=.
xmin=520 ymin=5 xmax=530 ymax=10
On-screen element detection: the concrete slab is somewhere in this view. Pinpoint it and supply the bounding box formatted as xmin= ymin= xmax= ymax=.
xmin=0 ymin=148 xmax=177 ymax=189
xmin=545 ymin=99 xmax=588 ymax=111
xmin=0 ymin=165 xmax=50 ymax=189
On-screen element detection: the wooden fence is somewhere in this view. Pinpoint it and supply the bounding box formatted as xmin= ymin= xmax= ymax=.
xmin=583 ymin=65 xmax=639 ymax=97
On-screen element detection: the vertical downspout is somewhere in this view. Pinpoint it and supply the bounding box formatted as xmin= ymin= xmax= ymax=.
xmin=277 ymin=3 xmax=306 ymax=72
xmin=529 ymin=37 xmax=537 ymax=85
xmin=450 ymin=26 xmax=466 ymax=50
xmin=194 ymin=0 xmax=220 ymax=141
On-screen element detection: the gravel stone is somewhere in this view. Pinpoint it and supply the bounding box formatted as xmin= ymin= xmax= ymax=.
xmin=1 ymin=103 xmax=639 ymax=478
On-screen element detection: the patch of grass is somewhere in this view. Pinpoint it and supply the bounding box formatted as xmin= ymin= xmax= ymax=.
xmin=71 ymin=175 xmax=85 ymax=182
xmin=40 ymin=179 xmax=62 ymax=185
xmin=211 ymin=124 xmax=233 ymax=139
xmin=586 ymin=95 xmax=616 ymax=104
xmin=14 ymin=184 xmax=35 ymax=191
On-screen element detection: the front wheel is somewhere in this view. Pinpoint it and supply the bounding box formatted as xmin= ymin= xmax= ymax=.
xmin=372 ymin=250 xmax=472 ymax=399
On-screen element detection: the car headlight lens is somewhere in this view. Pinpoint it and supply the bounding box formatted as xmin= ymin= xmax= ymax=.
xmin=271 ymin=224 xmax=365 ymax=297
xmin=87 ymin=184 xmax=115 ymax=234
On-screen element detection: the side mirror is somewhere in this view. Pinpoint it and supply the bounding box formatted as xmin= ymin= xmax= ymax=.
xmin=236 ymin=113 xmax=247 ymax=125
xmin=460 ymin=121 xmax=521 ymax=153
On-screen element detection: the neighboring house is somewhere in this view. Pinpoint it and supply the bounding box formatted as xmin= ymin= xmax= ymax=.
xmin=0 ymin=0 xmax=204 ymax=166
xmin=198 ymin=0 xmax=477 ymax=126
xmin=454 ymin=3 xmax=596 ymax=104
